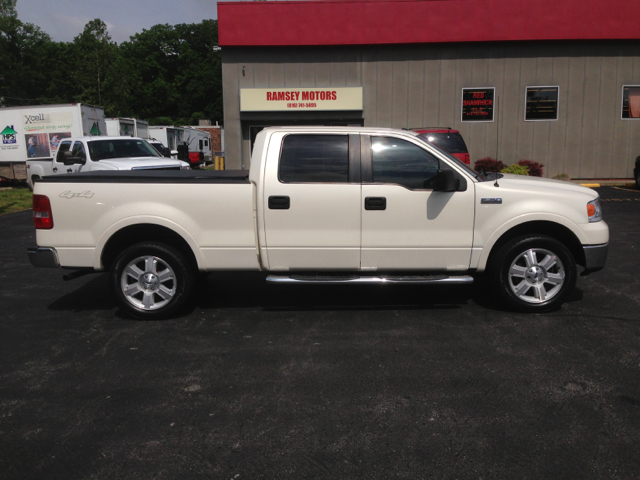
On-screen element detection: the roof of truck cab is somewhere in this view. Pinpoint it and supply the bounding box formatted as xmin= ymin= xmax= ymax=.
xmin=61 ymin=136 xmax=148 ymax=141
xmin=262 ymin=126 xmax=421 ymax=136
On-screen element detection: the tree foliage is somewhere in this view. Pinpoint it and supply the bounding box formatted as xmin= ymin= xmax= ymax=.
xmin=0 ymin=9 xmax=222 ymax=124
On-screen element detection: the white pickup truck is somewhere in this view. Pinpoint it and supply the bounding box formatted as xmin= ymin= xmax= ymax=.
xmin=28 ymin=127 xmax=608 ymax=318
xmin=26 ymin=136 xmax=190 ymax=190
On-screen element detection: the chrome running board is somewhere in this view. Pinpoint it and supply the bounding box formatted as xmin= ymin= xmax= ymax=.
xmin=266 ymin=275 xmax=474 ymax=285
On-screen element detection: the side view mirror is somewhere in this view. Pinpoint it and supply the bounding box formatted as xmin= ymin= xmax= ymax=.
xmin=62 ymin=150 xmax=83 ymax=166
xmin=431 ymin=169 xmax=461 ymax=192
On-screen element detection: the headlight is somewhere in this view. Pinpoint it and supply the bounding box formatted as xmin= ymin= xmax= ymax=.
xmin=587 ymin=198 xmax=602 ymax=223
xmin=181 ymin=164 xmax=190 ymax=170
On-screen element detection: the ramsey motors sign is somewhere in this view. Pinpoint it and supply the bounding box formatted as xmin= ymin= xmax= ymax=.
xmin=240 ymin=87 xmax=363 ymax=112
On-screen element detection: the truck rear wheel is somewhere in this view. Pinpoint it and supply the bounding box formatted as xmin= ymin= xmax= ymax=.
xmin=110 ymin=241 xmax=195 ymax=319
xmin=489 ymin=235 xmax=577 ymax=313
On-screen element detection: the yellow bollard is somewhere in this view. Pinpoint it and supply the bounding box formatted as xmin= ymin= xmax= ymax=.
xmin=214 ymin=156 xmax=220 ymax=170
xmin=221 ymin=156 xmax=225 ymax=170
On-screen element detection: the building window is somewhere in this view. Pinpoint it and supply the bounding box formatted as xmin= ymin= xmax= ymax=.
xmin=371 ymin=136 xmax=439 ymax=190
xmin=622 ymin=86 xmax=640 ymax=119
xmin=279 ymin=134 xmax=349 ymax=183
xmin=525 ymin=86 xmax=559 ymax=121
xmin=461 ymin=87 xmax=495 ymax=122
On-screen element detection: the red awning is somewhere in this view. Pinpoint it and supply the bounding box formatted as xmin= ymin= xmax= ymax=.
xmin=218 ymin=0 xmax=640 ymax=47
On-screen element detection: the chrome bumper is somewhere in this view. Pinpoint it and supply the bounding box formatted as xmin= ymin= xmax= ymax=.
xmin=582 ymin=243 xmax=608 ymax=274
xmin=28 ymin=247 xmax=60 ymax=268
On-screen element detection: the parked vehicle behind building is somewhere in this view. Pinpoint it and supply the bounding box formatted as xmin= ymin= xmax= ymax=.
xmin=411 ymin=128 xmax=471 ymax=165
xmin=0 ymin=104 xmax=106 ymax=183
xmin=28 ymin=126 xmax=608 ymax=319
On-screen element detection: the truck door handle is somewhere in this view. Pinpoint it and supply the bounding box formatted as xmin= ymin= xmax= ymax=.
xmin=365 ymin=197 xmax=386 ymax=210
xmin=52 ymin=167 xmax=58 ymax=172
xmin=269 ymin=196 xmax=290 ymax=210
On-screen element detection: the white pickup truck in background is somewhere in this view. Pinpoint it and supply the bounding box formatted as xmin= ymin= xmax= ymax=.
xmin=28 ymin=127 xmax=609 ymax=318
xmin=26 ymin=136 xmax=190 ymax=190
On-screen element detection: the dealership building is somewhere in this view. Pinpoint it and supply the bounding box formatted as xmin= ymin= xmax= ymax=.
xmin=218 ymin=0 xmax=640 ymax=179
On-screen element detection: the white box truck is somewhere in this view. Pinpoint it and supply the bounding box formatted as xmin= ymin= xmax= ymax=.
xmin=0 ymin=104 xmax=106 ymax=182
xmin=148 ymin=126 xmax=185 ymax=159
xmin=105 ymin=118 xmax=150 ymax=139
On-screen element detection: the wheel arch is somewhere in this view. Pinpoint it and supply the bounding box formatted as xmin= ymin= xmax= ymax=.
xmin=99 ymin=222 xmax=202 ymax=272
xmin=479 ymin=220 xmax=586 ymax=272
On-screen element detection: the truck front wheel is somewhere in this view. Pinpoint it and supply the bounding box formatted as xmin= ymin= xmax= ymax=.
xmin=489 ymin=235 xmax=577 ymax=312
xmin=110 ymin=241 xmax=195 ymax=319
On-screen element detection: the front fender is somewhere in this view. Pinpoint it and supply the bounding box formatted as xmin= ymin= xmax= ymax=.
xmin=473 ymin=213 xmax=587 ymax=271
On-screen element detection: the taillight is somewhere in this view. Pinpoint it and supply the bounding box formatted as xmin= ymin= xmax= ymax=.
xmin=464 ymin=153 xmax=471 ymax=165
xmin=33 ymin=195 xmax=54 ymax=229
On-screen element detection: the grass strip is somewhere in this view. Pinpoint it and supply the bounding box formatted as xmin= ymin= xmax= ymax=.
xmin=0 ymin=187 xmax=33 ymax=215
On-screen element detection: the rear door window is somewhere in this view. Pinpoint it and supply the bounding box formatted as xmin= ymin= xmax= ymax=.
xmin=279 ymin=134 xmax=349 ymax=183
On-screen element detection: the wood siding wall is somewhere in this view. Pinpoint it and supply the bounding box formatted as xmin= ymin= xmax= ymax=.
xmin=222 ymin=41 xmax=640 ymax=178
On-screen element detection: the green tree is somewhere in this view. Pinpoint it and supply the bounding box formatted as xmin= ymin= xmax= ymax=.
xmin=0 ymin=2 xmax=59 ymax=106
xmin=120 ymin=20 xmax=222 ymax=123
xmin=72 ymin=19 xmax=119 ymax=107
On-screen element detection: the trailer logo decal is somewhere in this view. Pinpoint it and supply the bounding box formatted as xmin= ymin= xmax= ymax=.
xmin=59 ymin=190 xmax=95 ymax=199
xmin=24 ymin=113 xmax=51 ymax=124
xmin=90 ymin=122 xmax=101 ymax=136
xmin=1 ymin=125 xmax=17 ymax=145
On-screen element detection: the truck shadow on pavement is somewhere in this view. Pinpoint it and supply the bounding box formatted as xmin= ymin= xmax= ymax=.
xmin=44 ymin=271 xmax=584 ymax=318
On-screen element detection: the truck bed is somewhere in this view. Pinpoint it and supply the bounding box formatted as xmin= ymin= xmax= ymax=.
xmin=39 ymin=169 xmax=251 ymax=184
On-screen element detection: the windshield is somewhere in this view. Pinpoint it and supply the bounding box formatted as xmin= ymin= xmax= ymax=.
xmin=88 ymin=139 xmax=162 ymax=161
xmin=418 ymin=132 xmax=468 ymax=153
xmin=413 ymin=135 xmax=485 ymax=181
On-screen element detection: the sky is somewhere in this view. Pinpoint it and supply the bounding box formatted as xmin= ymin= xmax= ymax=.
xmin=16 ymin=0 xmax=221 ymax=44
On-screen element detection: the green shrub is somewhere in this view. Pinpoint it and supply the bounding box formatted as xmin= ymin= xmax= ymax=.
xmin=516 ymin=159 xmax=544 ymax=177
xmin=553 ymin=173 xmax=571 ymax=181
xmin=501 ymin=164 xmax=530 ymax=176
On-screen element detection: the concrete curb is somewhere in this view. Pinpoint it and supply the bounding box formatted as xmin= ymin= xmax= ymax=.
xmin=571 ymin=180 xmax=637 ymax=188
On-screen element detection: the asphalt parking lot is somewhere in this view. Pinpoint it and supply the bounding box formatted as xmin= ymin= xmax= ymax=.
xmin=1 ymin=185 xmax=639 ymax=479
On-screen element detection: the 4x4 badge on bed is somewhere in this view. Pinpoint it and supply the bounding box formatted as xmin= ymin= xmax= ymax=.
xmin=59 ymin=190 xmax=94 ymax=199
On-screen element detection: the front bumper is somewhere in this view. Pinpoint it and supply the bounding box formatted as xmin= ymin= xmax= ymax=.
xmin=28 ymin=247 xmax=60 ymax=268
xmin=582 ymin=243 xmax=608 ymax=275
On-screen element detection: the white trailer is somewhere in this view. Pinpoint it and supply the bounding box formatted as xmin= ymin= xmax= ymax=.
xmin=105 ymin=118 xmax=149 ymax=139
xmin=0 ymin=103 xmax=106 ymax=181
xmin=148 ymin=126 xmax=185 ymax=158
xmin=105 ymin=118 xmax=135 ymax=137
xmin=181 ymin=126 xmax=212 ymax=164
xmin=135 ymin=119 xmax=149 ymax=139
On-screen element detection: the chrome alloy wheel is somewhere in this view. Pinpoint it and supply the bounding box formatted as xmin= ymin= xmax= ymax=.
xmin=508 ymin=248 xmax=565 ymax=304
xmin=120 ymin=255 xmax=177 ymax=311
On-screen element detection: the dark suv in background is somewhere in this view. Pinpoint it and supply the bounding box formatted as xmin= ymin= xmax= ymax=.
xmin=411 ymin=128 xmax=470 ymax=165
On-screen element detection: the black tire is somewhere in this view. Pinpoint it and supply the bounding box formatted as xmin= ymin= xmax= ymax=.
xmin=110 ymin=241 xmax=196 ymax=319
xmin=488 ymin=235 xmax=577 ymax=313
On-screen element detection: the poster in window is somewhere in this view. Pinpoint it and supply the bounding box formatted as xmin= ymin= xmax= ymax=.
xmin=461 ymin=88 xmax=495 ymax=122
xmin=525 ymin=86 xmax=559 ymax=121
xmin=622 ymin=86 xmax=640 ymax=119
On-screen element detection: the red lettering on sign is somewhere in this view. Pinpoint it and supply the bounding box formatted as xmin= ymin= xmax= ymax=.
xmin=302 ymin=92 xmax=309 ymax=101
xmin=332 ymin=91 xmax=337 ymax=100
